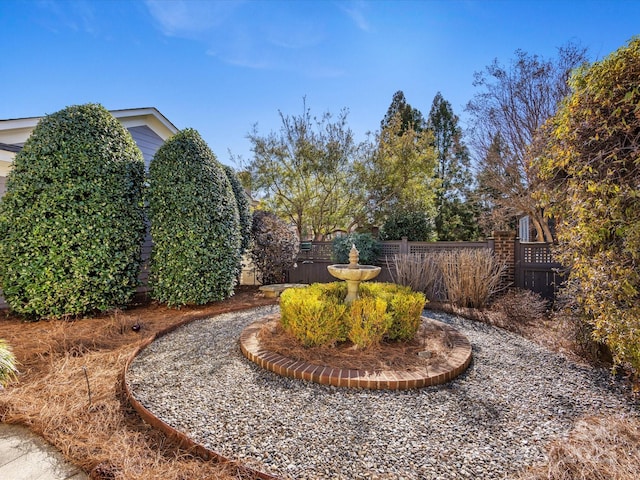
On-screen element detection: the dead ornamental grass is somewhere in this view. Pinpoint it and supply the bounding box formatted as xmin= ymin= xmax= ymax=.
xmin=389 ymin=249 xmax=506 ymax=307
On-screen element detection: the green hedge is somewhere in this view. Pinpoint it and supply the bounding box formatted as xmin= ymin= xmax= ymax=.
xmin=147 ymin=128 xmax=240 ymax=306
xmin=0 ymin=104 xmax=145 ymax=318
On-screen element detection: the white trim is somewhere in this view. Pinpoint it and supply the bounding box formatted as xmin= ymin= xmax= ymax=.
xmin=0 ymin=107 xmax=178 ymax=145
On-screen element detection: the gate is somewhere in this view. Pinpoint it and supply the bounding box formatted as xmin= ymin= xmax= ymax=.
xmin=515 ymin=242 xmax=564 ymax=300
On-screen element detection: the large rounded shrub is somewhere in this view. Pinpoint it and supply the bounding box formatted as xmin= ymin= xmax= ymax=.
xmin=332 ymin=232 xmax=381 ymax=265
xmin=250 ymin=210 xmax=299 ymax=285
xmin=0 ymin=104 xmax=145 ymax=318
xmin=147 ymin=128 xmax=241 ymax=306
xmin=223 ymin=165 xmax=252 ymax=255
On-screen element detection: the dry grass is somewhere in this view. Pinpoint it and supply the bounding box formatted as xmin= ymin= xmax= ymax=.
xmin=0 ymin=287 xmax=276 ymax=480
xmin=519 ymin=416 xmax=640 ymax=480
xmin=388 ymin=253 xmax=445 ymax=301
xmin=389 ymin=249 xmax=506 ymax=307
xmin=437 ymin=249 xmax=506 ymax=308
xmin=257 ymin=316 xmax=454 ymax=372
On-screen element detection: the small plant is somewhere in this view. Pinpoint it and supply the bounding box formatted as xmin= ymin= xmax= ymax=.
xmin=332 ymin=233 xmax=381 ymax=265
xmin=0 ymin=339 xmax=19 ymax=387
xmin=492 ymin=289 xmax=548 ymax=324
xmin=280 ymin=282 xmax=425 ymax=349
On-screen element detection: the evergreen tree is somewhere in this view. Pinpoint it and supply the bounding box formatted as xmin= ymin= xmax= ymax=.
xmin=427 ymin=93 xmax=480 ymax=240
xmin=380 ymin=90 xmax=425 ymax=134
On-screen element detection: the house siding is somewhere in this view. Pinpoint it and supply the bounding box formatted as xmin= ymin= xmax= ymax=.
xmin=127 ymin=125 xmax=165 ymax=170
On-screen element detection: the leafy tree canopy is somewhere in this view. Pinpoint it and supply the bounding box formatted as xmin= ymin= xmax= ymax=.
xmin=246 ymin=100 xmax=364 ymax=240
xmin=467 ymin=42 xmax=588 ymax=241
xmin=361 ymin=109 xmax=438 ymax=227
xmin=537 ymin=37 xmax=640 ymax=375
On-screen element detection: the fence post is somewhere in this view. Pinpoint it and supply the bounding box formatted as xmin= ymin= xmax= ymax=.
xmin=490 ymin=231 xmax=516 ymax=291
xmin=401 ymin=237 xmax=408 ymax=254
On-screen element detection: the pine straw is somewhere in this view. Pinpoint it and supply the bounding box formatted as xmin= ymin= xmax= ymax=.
xmin=519 ymin=415 xmax=640 ymax=480
xmin=257 ymin=316 xmax=454 ymax=372
xmin=0 ymin=288 xmax=276 ymax=480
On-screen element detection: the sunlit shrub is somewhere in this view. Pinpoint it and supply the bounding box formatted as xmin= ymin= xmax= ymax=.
xmin=280 ymin=282 xmax=425 ymax=349
xmin=0 ymin=104 xmax=145 ymax=318
xmin=346 ymin=296 xmax=392 ymax=349
xmin=280 ymin=283 xmax=347 ymax=347
xmin=359 ymin=282 xmax=426 ymax=341
xmin=148 ymin=128 xmax=241 ymax=306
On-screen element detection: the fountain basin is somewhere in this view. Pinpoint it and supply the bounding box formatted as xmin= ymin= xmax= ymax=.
xmin=326 ymin=264 xmax=381 ymax=282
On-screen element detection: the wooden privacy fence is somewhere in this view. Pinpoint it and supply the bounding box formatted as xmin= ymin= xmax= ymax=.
xmin=287 ymin=238 xmax=491 ymax=286
xmin=286 ymin=232 xmax=563 ymax=300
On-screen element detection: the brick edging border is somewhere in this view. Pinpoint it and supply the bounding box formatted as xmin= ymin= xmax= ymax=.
xmin=121 ymin=303 xmax=280 ymax=480
xmin=240 ymin=316 xmax=472 ymax=390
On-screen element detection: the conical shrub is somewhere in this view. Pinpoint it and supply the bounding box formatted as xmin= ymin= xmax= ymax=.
xmin=147 ymin=128 xmax=240 ymax=306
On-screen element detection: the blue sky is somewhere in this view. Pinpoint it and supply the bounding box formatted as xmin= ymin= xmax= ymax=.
xmin=1 ymin=0 xmax=639 ymax=167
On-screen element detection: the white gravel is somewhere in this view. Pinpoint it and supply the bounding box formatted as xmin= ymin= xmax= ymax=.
xmin=126 ymin=305 xmax=639 ymax=479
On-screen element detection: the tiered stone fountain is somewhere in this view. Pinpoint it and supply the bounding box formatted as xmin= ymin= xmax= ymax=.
xmin=327 ymin=244 xmax=381 ymax=304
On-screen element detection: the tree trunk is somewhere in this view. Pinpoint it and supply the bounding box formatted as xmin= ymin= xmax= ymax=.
xmin=530 ymin=210 xmax=554 ymax=242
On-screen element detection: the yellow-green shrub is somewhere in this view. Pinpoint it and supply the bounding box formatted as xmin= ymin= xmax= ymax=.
xmin=346 ymin=296 xmax=392 ymax=349
xmin=360 ymin=283 xmax=426 ymax=341
xmin=279 ymin=282 xmax=426 ymax=349
xmin=280 ymin=283 xmax=348 ymax=347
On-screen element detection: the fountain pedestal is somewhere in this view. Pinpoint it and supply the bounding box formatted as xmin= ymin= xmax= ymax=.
xmin=327 ymin=244 xmax=381 ymax=304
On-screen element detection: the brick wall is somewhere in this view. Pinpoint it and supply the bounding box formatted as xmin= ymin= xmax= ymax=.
xmin=490 ymin=230 xmax=516 ymax=290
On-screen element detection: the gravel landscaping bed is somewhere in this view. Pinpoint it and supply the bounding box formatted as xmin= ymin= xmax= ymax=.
xmin=126 ymin=306 xmax=638 ymax=480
